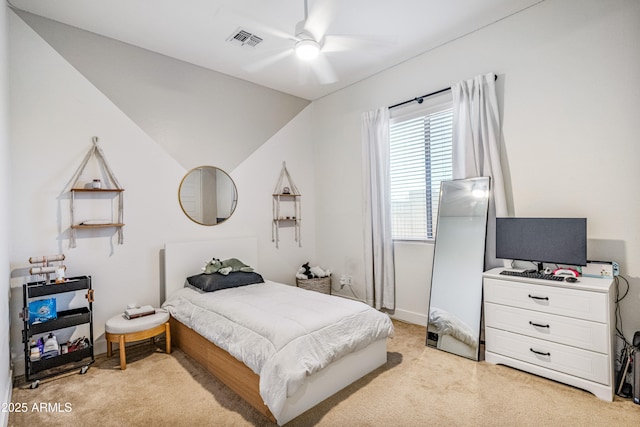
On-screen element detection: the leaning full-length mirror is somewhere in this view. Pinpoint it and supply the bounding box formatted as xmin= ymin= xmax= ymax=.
xmin=179 ymin=166 xmax=238 ymax=226
xmin=426 ymin=177 xmax=490 ymax=360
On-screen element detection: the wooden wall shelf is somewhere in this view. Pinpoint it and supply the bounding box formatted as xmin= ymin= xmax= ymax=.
xmin=272 ymin=162 xmax=301 ymax=248
xmin=71 ymin=223 xmax=125 ymax=229
xmin=67 ymin=137 xmax=125 ymax=247
xmin=71 ymin=188 xmax=124 ymax=193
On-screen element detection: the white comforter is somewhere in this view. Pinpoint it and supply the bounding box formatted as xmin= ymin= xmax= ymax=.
xmin=162 ymin=281 xmax=394 ymax=419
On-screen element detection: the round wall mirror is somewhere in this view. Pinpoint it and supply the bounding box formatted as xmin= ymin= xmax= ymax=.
xmin=178 ymin=166 xmax=238 ymax=226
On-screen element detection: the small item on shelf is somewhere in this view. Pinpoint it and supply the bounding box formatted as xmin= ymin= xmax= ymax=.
xmin=282 ymin=186 xmax=291 ymax=194
xmin=29 ymin=340 xmax=40 ymax=362
xmin=28 ymin=298 xmax=57 ymax=325
xmin=91 ymin=179 xmax=102 ymax=189
xmin=54 ymin=267 xmax=66 ymax=284
xmin=28 ymin=254 xmax=66 ymax=284
xmin=80 ymin=219 xmax=113 ymax=225
xmin=30 ymin=346 xmax=41 ymax=362
xmin=67 ymin=336 xmax=90 ymax=353
xmin=124 ymin=305 xmax=156 ymax=320
xmin=42 ymin=333 xmax=60 ymax=359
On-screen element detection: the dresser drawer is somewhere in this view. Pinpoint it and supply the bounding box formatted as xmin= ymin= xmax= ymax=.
xmin=485 ymin=303 xmax=609 ymax=353
xmin=484 ymin=278 xmax=608 ymax=323
xmin=485 ymin=328 xmax=610 ymax=385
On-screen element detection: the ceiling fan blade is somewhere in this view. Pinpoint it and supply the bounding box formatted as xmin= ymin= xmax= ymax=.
xmin=242 ymin=49 xmax=293 ymax=73
xmin=310 ymin=55 xmax=338 ymax=85
xmin=296 ymin=62 xmax=313 ymax=86
xmin=322 ymin=34 xmax=397 ymax=54
xmin=303 ymin=0 xmax=336 ymax=41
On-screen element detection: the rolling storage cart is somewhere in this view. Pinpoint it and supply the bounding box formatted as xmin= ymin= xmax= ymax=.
xmin=22 ymin=276 xmax=95 ymax=388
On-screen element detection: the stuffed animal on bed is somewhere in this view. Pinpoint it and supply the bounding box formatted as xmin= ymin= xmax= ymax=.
xmin=204 ymin=258 xmax=254 ymax=276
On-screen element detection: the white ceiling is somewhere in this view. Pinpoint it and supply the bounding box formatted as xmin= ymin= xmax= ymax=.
xmin=9 ymin=0 xmax=542 ymax=100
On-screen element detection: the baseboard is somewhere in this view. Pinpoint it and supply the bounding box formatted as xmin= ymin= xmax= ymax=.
xmin=330 ymin=291 xmax=363 ymax=303
xmin=332 ymin=294 xmax=429 ymax=327
xmin=1 ymin=367 xmax=13 ymax=427
xmin=390 ymin=308 xmax=428 ymax=327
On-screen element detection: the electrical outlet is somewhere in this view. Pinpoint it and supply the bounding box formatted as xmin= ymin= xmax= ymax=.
xmin=339 ymin=275 xmax=352 ymax=288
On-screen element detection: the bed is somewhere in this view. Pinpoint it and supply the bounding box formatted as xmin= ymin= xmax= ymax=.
xmin=161 ymin=238 xmax=394 ymax=425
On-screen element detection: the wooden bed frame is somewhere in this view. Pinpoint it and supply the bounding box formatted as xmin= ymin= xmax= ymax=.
xmin=169 ymin=316 xmax=275 ymax=421
xmin=163 ymin=238 xmax=388 ymax=425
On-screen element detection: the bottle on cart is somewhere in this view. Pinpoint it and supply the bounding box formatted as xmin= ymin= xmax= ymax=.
xmin=36 ymin=337 xmax=44 ymax=355
xmin=42 ymin=333 xmax=60 ymax=359
xmin=29 ymin=339 xmax=40 ymax=362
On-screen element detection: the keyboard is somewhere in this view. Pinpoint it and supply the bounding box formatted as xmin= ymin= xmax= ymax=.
xmin=499 ymin=270 xmax=566 ymax=282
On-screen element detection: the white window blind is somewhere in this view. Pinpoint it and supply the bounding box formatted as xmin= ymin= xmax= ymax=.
xmin=389 ymin=106 xmax=453 ymax=240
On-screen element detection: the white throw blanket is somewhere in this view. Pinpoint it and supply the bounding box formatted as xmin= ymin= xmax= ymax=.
xmin=162 ymin=281 xmax=394 ymax=419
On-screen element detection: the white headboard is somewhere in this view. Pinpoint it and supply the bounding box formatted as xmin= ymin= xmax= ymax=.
xmin=163 ymin=237 xmax=258 ymax=302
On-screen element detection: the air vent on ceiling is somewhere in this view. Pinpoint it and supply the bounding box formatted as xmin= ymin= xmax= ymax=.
xmin=226 ymin=28 xmax=264 ymax=48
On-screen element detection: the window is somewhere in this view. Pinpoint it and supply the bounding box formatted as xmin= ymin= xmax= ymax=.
xmin=389 ymin=103 xmax=453 ymax=240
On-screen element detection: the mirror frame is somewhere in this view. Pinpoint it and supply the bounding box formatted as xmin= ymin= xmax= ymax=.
xmin=426 ymin=176 xmax=490 ymax=360
xmin=178 ymin=166 xmax=238 ymax=226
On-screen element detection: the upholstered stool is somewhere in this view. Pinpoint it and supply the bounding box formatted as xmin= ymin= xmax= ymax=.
xmin=105 ymin=309 xmax=171 ymax=370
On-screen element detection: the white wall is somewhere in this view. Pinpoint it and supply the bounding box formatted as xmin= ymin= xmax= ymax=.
xmin=312 ymin=0 xmax=640 ymax=348
xmin=14 ymin=10 xmax=310 ymax=174
xmin=8 ymin=10 xmax=316 ymax=376
xmin=1 ymin=4 xmax=12 ymax=424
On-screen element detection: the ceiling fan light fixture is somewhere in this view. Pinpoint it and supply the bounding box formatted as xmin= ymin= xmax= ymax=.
xmin=295 ymin=39 xmax=320 ymax=60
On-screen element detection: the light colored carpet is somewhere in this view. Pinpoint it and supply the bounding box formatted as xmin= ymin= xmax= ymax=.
xmin=9 ymin=320 xmax=639 ymax=426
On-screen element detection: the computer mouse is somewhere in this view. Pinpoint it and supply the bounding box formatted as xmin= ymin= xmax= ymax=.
xmin=565 ymin=276 xmax=578 ymax=283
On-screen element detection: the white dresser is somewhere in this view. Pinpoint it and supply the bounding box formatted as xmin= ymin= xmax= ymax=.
xmin=483 ymin=268 xmax=615 ymax=401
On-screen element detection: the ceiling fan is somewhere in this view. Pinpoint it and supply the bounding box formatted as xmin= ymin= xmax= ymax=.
xmin=226 ymin=0 xmax=390 ymax=85
xmin=292 ymin=0 xmax=323 ymax=61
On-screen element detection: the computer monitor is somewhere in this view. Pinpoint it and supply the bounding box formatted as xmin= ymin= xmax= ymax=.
xmin=496 ymin=217 xmax=587 ymax=271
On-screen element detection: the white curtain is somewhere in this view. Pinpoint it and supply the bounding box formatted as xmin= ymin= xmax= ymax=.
xmin=361 ymin=107 xmax=395 ymax=310
xmin=452 ymin=72 xmax=508 ymax=269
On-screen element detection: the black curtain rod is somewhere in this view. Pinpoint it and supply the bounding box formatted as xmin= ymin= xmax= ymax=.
xmin=388 ymin=74 xmax=498 ymax=110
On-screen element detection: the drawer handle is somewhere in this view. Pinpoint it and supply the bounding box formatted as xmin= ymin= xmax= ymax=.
xmin=528 ymin=294 xmax=549 ymax=301
xmin=530 ymin=348 xmax=551 ymax=357
xmin=529 ymin=321 xmax=550 ymax=328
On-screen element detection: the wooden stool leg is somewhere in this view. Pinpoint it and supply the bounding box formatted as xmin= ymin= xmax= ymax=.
xmin=165 ymin=322 xmax=171 ymax=354
xmin=107 ymin=339 xmax=112 ymax=357
xmin=119 ymin=335 xmax=126 ymax=370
